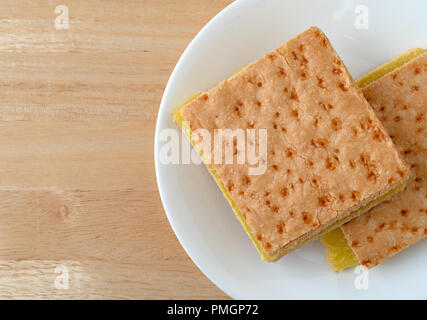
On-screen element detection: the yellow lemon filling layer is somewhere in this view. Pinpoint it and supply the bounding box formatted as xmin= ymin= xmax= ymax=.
xmin=322 ymin=48 xmax=426 ymax=272
xmin=357 ymin=48 xmax=426 ymax=89
xmin=321 ymin=228 xmax=359 ymax=273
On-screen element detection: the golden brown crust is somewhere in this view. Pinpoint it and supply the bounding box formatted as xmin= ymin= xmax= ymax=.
xmin=180 ymin=27 xmax=409 ymax=258
xmin=341 ymin=53 xmax=427 ymax=268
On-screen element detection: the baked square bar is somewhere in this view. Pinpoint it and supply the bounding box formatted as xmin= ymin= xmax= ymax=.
xmin=324 ymin=49 xmax=426 ymax=270
xmin=174 ymin=27 xmax=409 ymax=261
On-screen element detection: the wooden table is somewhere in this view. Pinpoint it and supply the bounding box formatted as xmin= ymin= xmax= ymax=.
xmin=0 ymin=0 xmax=231 ymax=299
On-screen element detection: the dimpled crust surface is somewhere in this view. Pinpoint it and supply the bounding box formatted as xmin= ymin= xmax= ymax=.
xmin=179 ymin=27 xmax=409 ymax=258
xmin=341 ymin=53 xmax=427 ymax=268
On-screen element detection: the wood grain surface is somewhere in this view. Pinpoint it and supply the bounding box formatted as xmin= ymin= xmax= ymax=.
xmin=0 ymin=0 xmax=232 ymax=299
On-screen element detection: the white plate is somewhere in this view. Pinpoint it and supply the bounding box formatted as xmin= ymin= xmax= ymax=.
xmin=154 ymin=0 xmax=427 ymax=299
